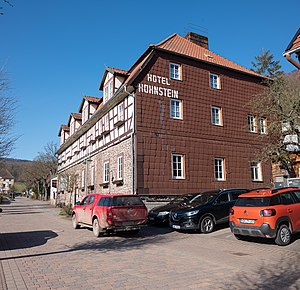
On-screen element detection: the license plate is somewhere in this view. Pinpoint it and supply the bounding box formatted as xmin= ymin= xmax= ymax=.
xmin=240 ymin=219 xmax=254 ymax=224
xmin=172 ymin=225 xmax=180 ymax=229
xmin=148 ymin=217 xmax=154 ymax=221
xmin=122 ymin=221 xmax=135 ymax=226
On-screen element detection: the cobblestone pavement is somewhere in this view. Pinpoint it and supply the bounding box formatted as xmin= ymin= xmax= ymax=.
xmin=1 ymin=197 xmax=300 ymax=289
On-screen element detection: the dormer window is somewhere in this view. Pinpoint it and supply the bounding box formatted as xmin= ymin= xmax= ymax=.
xmin=103 ymin=80 xmax=114 ymax=103
xmin=82 ymin=105 xmax=89 ymax=123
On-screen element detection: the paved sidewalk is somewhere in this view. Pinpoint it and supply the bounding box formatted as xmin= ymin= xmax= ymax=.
xmin=1 ymin=197 xmax=300 ymax=289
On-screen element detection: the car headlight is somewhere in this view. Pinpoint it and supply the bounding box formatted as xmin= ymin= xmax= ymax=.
xmin=185 ymin=210 xmax=199 ymax=216
xmin=157 ymin=211 xmax=169 ymax=217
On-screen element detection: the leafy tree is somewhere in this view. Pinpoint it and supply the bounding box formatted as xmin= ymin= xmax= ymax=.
xmin=250 ymin=72 xmax=300 ymax=177
xmin=0 ymin=67 xmax=17 ymax=159
xmin=251 ymin=49 xmax=283 ymax=78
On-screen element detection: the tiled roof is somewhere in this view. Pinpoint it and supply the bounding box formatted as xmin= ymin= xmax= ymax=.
xmin=0 ymin=168 xmax=14 ymax=180
xmin=285 ymin=28 xmax=300 ymax=52
xmin=71 ymin=113 xmax=82 ymax=120
xmin=154 ymin=33 xmax=262 ymax=77
xmin=61 ymin=125 xmax=70 ymax=131
xmin=109 ymin=67 xmax=128 ymax=75
xmin=84 ymin=96 xmax=102 ymax=104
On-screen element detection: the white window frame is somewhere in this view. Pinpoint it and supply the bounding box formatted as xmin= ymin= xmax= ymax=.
xmin=170 ymin=99 xmax=182 ymax=119
xmin=118 ymin=103 xmax=124 ymax=121
xmin=172 ymin=154 xmax=185 ymax=179
xmin=248 ymin=115 xmax=257 ymax=133
xmin=210 ymin=73 xmax=220 ymax=89
xmin=81 ymin=170 xmax=85 ymax=188
xmin=104 ymin=114 xmax=109 ymax=131
xmin=170 ymin=63 xmax=181 ymax=80
xmin=117 ymin=156 xmax=123 ymax=180
xmin=103 ymin=161 xmax=109 ymax=183
xmin=251 ymin=161 xmax=263 ymax=181
xmin=91 ymin=166 xmax=95 ymax=186
xmin=214 ymin=158 xmax=225 ymax=181
xmin=259 ymin=118 xmax=267 ymax=134
xmin=211 ymin=106 xmax=222 ymax=126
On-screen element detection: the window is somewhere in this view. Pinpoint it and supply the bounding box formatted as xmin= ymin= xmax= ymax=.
xmin=214 ymin=158 xmax=225 ymax=181
xmin=117 ymin=156 xmax=123 ymax=180
xmin=280 ymin=192 xmax=295 ymax=205
xmin=104 ymin=86 xmax=108 ymax=103
xmin=170 ymin=99 xmax=182 ymax=119
xmin=91 ymin=166 xmax=95 ymax=186
xmin=170 ymin=63 xmax=181 ymax=80
xmin=210 ymin=73 xmax=220 ymax=89
xmin=172 ymin=154 xmax=185 ymax=179
xmin=88 ymin=195 xmax=95 ymax=205
xmin=251 ymin=161 xmax=262 ymax=181
xmin=216 ymin=193 xmax=229 ymax=204
xmin=104 ymin=114 xmax=109 ymax=132
xmin=259 ymin=118 xmax=267 ymax=134
xmin=211 ymin=106 xmax=222 ymax=126
xmin=109 ymin=80 xmax=113 ymax=99
xmin=118 ymin=103 xmax=124 ymax=120
xmin=81 ymin=170 xmax=85 ymax=188
xmin=103 ymin=161 xmax=109 ymax=183
xmin=248 ymin=115 xmax=257 ymax=132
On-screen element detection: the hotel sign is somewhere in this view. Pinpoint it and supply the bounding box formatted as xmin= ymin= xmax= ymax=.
xmin=138 ymin=74 xmax=179 ymax=99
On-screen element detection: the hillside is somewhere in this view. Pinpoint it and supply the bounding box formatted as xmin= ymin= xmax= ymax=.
xmin=0 ymin=158 xmax=33 ymax=182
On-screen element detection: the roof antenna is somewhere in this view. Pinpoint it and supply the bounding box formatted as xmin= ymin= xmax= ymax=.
xmin=184 ymin=23 xmax=208 ymax=36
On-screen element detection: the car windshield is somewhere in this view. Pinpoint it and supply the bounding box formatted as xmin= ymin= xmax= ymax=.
xmin=112 ymin=196 xmax=144 ymax=206
xmin=189 ymin=191 xmax=219 ymax=205
xmin=235 ymin=196 xmax=279 ymax=207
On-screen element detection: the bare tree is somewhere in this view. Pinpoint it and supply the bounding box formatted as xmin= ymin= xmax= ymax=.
xmin=0 ymin=0 xmax=13 ymax=16
xmin=250 ymin=72 xmax=300 ymax=177
xmin=23 ymin=141 xmax=58 ymax=199
xmin=0 ymin=66 xmax=17 ymax=159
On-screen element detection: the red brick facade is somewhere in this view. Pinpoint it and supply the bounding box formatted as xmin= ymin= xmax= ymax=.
xmin=133 ymin=51 xmax=272 ymax=195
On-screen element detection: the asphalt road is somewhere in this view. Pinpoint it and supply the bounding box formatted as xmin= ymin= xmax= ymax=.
xmin=0 ymin=197 xmax=300 ymax=289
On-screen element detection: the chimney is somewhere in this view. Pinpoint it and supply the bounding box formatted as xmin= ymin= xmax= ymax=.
xmin=185 ymin=32 xmax=208 ymax=49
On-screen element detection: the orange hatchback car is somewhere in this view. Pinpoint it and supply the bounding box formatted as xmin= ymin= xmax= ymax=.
xmin=229 ymin=187 xmax=300 ymax=246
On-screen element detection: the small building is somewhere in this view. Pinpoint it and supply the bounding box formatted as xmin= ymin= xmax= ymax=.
xmin=57 ymin=32 xmax=272 ymax=204
xmin=283 ymin=28 xmax=300 ymax=70
xmin=0 ymin=168 xmax=15 ymax=194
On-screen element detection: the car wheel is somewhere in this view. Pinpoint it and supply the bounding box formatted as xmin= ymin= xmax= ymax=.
xmin=200 ymin=216 xmax=214 ymax=233
xmin=72 ymin=214 xmax=79 ymax=229
xmin=93 ymin=218 xmax=102 ymax=237
xmin=275 ymin=224 xmax=291 ymax=246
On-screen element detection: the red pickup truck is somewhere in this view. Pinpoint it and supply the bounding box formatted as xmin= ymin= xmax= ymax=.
xmin=72 ymin=194 xmax=148 ymax=237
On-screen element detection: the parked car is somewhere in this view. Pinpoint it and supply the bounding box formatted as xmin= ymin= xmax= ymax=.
xmin=229 ymin=187 xmax=300 ymax=246
xmin=169 ymin=188 xmax=249 ymax=233
xmin=72 ymin=194 xmax=148 ymax=237
xmin=148 ymin=193 xmax=202 ymax=225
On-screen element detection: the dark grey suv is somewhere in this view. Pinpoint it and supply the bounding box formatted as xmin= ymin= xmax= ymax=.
xmin=169 ymin=188 xmax=249 ymax=233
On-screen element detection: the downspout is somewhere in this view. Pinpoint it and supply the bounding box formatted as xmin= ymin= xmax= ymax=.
xmin=124 ymin=85 xmax=136 ymax=194
xmin=284 ymin=53 xmax=300 ymax=70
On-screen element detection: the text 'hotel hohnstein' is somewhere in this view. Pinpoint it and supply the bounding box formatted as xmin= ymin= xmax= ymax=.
xmin=56 ymin=32 xmax=272 ymax=204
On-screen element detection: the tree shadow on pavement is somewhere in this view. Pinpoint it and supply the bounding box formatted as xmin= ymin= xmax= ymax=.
xmin=0 ymin=230 xmax=58 ymax=251
xmin=226 ymin=255 xmax=300 ymax=289
xmin=0 ymin=225 xmax=175 ymax=261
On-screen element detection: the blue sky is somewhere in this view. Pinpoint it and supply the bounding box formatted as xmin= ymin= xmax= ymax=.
xmin=0 ymin=0 xmax=299 ymax=160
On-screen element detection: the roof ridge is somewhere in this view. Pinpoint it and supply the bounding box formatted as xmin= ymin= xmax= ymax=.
xmin=157 ymin=33 xmax=263 ymax=78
